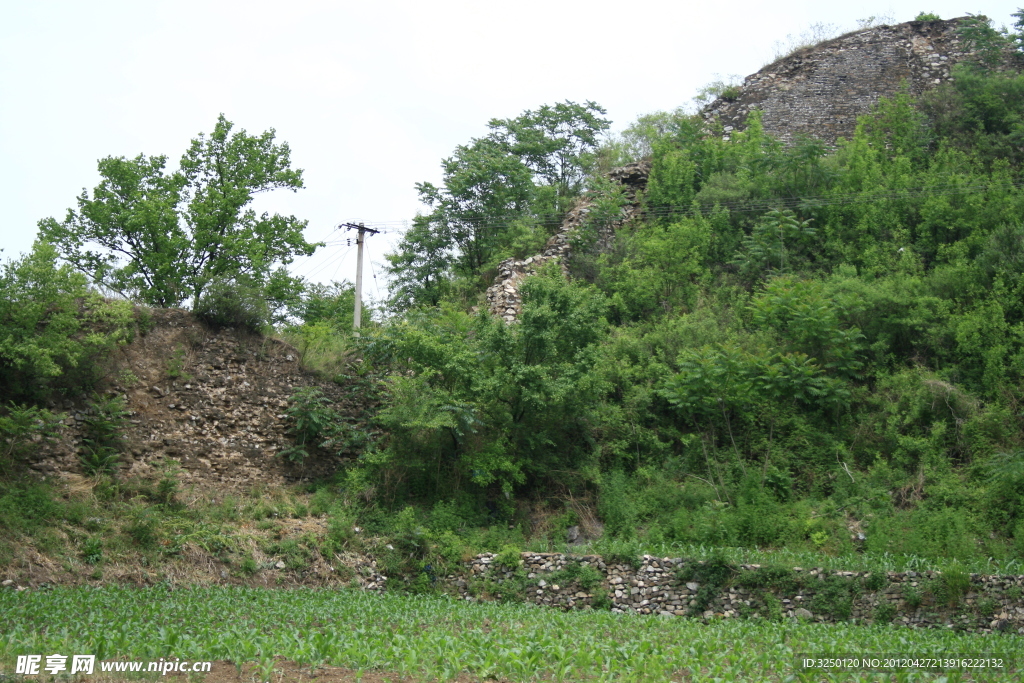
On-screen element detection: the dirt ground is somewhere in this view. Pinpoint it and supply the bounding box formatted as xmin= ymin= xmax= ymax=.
xmin=7 ymin=659 xmax=500 ymax=683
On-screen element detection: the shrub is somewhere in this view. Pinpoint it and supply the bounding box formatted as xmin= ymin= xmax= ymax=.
xmin=277 ymin=388 xmax=357 ymax=463
xmin=547 ymin=561 xmax=605 ymax=592
xmin=79 ymin=394 xmax=129 ymax=476
xmin=675 ymin=555 xmax=736 ymax=616
xmin=193 ymin=276 xmax=270 ymax=333
xmin=874 ymin=602 xmax=898 ymax=623
xmin=736 ymin=565 xmax=803 ymax=594
xmin=494 ymin=544 xmax=523 ymax=570
xmin=903 ymin=584 xmax=924 ymax=609
xmin=863 ymin=572 xmax=888 ymax=592
xmin=0 ymin=403 xmax=64 ymax=474
xmin=810 ymin=575 xmax=860 ymax=621
xmin=0 ymin=242 xmax=134 ymax=401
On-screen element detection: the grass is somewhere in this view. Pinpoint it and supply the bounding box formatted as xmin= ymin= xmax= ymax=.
xmin=1 ymin=586 xmax=1019 ymax=682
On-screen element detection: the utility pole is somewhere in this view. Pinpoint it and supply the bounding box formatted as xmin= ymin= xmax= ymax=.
xmin=340 ymin=222 xmax=379 ymax=332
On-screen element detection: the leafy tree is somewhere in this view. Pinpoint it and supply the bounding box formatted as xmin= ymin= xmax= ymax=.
xmin=384 ymin=215 xmax=455 ymax=309
xmin=732 ymin=209 xmax=818 ymax=280
xmin=488 ymin=100 xmax=611 ymax=214
xmin=414 ymin=137 xmax=535 ymax=275
xmin=38 ymin=114 xmax=318 ymax=308
xmin=291 ymin=280 xmax=368 ymax=329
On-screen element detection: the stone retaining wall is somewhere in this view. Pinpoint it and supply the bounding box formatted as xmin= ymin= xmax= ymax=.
xmin=431 ymin=552 xmax=1024 ymax=634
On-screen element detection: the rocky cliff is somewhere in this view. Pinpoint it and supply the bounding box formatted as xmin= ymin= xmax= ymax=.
xmin=701 ymin=17 xmax=1020 ymax=144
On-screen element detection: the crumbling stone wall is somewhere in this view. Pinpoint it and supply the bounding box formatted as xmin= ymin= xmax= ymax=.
xmin=702 ymin=17 xmax=1020 ymax=144
xmin=484 ymin=161 xmax=650 ymax=321
xmin=435 ymin=552 xmax=1024 ymax=635
xmin=29 ymin=308 xmax=372 ymax=489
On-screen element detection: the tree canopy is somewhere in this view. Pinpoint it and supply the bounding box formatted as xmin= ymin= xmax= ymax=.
xmin=386 ymin=101 xmax=611 ymax=309
xmin=38 ymin=115 xmax=318 ymax=308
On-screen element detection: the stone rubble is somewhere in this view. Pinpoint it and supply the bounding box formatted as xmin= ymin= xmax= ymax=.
xmin=702 ymin=17 xmax=1022 ymax=145
xmin=28 ymin=308 xmax=374 ymax=489
xmin=428 ymin=552 xmax=1024 ymax=635
xmin=484 ymin=161 xmax=651 ymax=322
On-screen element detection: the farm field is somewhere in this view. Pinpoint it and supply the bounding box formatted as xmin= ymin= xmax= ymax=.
xmin=1 ymin=586 xmax=1020 ymax=682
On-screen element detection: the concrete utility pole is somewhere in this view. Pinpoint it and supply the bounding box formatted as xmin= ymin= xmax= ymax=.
xmin=340 ymin=222 xmax=379 ymax=332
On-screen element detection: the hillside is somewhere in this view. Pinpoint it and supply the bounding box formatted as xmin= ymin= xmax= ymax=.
xmin=3 ymin=11 xmax=1024 ymax=618
xmin=26 ymin=307 xmax=371 ymax=489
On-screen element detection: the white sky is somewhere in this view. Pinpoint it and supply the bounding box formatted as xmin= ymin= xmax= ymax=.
xmin=2 ymin=1 xmax=1020 ymax=304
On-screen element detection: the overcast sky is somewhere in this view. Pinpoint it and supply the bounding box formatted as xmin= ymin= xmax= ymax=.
xmin=2 ymin=0 xmax=1020 ymax=303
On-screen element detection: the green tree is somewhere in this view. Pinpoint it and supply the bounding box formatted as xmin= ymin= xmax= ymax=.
xmin=487 ymin=100 xmax=611 ymax=214
xmin=384 ymin=215 xmax=455 ymax=309
xmin=415 ymin=137 xmax=535 ymax=275
xmin=38 ymin=114 xmax=318 ymax=308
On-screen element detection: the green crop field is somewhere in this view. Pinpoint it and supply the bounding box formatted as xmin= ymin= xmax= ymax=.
xmin=1 ymin=586 xmax=1019 ymax=682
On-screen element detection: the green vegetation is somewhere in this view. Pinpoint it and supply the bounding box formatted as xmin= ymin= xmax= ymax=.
xmin=1 ymin=586 xmax=1019 ymax=681
xmin=4 ymin=18 xmax=1024 ymax=680
xmin=37 ymin=115 xmax=318 ymax=310
xmin=358 ymin=44 xmax=1024 ymax=576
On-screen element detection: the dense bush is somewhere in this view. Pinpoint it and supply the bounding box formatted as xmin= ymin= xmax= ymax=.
xmin=193 ymin=276 xmax=271 ymax=333
xmin=0 ymin=242 xmax=134 ymax=402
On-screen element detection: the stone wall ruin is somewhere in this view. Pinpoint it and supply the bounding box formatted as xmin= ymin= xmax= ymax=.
xmin=701 ymin=17 xmax=1021 ymax=144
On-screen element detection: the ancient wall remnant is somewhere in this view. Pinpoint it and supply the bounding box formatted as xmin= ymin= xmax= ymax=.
xmin=484 ymin=161 xmax=650 ymax=321
xmin=702 ymin=17 xmax=1019 ymax=144
xmin=28 ymin=308 xmax=372 ymax=489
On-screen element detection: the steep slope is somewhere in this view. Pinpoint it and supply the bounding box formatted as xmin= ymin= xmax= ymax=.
xmin=701 ymin=16 xmax=1021 ymax=144
xmin=26 ymin=308 xmax=371 ymax=489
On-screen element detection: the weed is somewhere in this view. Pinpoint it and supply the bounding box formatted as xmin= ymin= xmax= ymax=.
xmin=117 ymin=369 xmax=141 ymax=388
xmin=81 ymin=537 xmax=103 ymax=565
xmin=595 ymin=537 xmax=642 ymax=570
xmin=240 ymin=556 xmax=258 ymax=576
xmin=761 ymin=592 xmax=784 ymax=621
xmin=904 ymin=584 xmax=924 ymax=609
xmin=874 ymin=601 xmax=898 ymax=623
xmin=124 ymin=514 xmax=159 ymax=550
xmin=977 ymin=597 xmax=999 ymax=617
xmin=1006 ymin=585 xmax=1022 ymax=601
